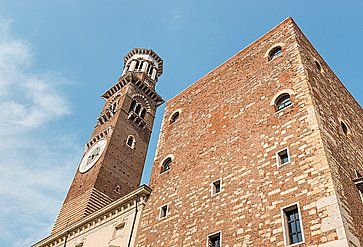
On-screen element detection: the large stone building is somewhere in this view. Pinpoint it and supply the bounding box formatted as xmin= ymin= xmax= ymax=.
xmin=136 ymin=17 xmax=362 ymax=246
xmin=34 ymin=17 xmax=362 ymax=247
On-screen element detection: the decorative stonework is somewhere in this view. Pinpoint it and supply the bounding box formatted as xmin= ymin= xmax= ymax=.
xmin=85 ymin=126 xmax=113 ymax=151
xmin=33 ymin=186 xmax=151 ymax=247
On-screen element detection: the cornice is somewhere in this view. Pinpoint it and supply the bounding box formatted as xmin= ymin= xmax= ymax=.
xmin=32 ymin=185 xmax=152 ymax=247
xmin=101 ymin=74 xmax=164 ymax=106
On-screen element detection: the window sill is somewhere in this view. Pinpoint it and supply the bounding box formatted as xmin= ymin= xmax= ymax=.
xmin=125 ymin=144 xmax=135 ymax=149
xmin=268 ymin=55 xmax=283 ymax=63
xmin=211 ymin=191 xmax=222 ymax=197
xmin=169 ymin=120 xmax=179 ymax=126
xmin=160 ymin=169 xmax=170 ymax=175
xmin=277 ymin=161 xmax=291 ymax=168
xmin=158 ymin=216 xmax=168 ymax=221
xmin=275 ymin=103 xmax=293 ymax=114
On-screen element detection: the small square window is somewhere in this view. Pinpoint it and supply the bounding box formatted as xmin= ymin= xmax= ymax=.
xmin=208 ymin=232 xmax=221 ymax=247
xmin=159 ymin=205 xmax=168 ymax=219
xmin=277 ymin=149 xmax=290 ymax=166
xmin=282 ymin=204 xmax=304 ymax=246
xmin=212 ymin=179 xmax=222 ymax=195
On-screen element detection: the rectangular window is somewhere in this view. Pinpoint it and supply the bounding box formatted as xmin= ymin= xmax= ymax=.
xmin=277 ymin=148 xmax=290 ymax=166
xmin=208 ymin=232 xmax=221 ymax=247
xmin=282 ymin=204 xmax=304 ymax=246
xmin=354 ymin=171 xmax=363 ymax=203
xmin=159 ymin=205 xmax=168 ymax=219
xmin=212 ymin=179 xmax=222 ymax=195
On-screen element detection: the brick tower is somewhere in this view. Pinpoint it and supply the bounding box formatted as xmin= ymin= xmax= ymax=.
xmin=136 ymin=18 xmax=363 ymax=246
xmin=52 ymin=48 xmax=164 ymax=234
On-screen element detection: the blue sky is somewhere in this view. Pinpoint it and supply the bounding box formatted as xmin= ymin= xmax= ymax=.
xmin=0 ymin=1 xmax=362 ymax=246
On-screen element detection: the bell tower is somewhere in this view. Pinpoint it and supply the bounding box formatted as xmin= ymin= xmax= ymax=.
xmin=52 ymin=48 xmax=164 ymax=234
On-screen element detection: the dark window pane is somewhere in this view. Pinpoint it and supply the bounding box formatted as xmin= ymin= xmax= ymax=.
xmin=269 ymin=46 xmax=283 ymax=61
xmin=127 ymin=137 xmax=134 ymax=147
xmin=208 ymin=233 xmax=221 ymax=247
xmin=170 ymin=112 xmax=180 ymax=124
xmin=278 ymin=149 xmax=289 ymax=165
xmin=275 ymin=93 xmax=292 ymax=111
xmin=161 ymin=158 xmax=172 ymax=173
xmin=285 ymin=207 xmax=303 ymax=244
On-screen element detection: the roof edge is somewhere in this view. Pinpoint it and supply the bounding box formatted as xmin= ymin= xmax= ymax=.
xmin=167 ymin=16 xmax=298 ymax=103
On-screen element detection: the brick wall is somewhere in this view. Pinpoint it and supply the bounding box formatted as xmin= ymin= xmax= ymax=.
xmin=136 ymin=18 xmax=362 ymax=246
xmin=294 ymin=23 xmax=363 ymax=246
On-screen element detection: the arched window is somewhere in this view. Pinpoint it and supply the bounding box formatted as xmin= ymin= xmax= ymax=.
xmin=275 ymin=93 xmax=292 ymax=111
xmin=135 ymin=104 xmax=142 ymax=114
xmin=136 ymin=61 xmax=143 ymax=71
xmin=140 ymin=108 xmax=146 ymax=119
xmin=109 ymin=102 xmax=117 ymax=114
xmin=268 ymin=46 xmax=283 ymax=61
xmin=161 ymin=157 xmax=172 ymax=173
xmin=129 ymin=100 xmax=136 ymax=113
xmin=133 ymin=60 xmax=140 ymax=71
xmin=169 ymin=111 xmax=180 ymax=125
xmin=126 ymin=135 xmax=135 ymax=149
xmin=340 ymin=121 xmax=349 ymax=135
xmin=146 ymin=63 xmax=153 ymax=75
xmin=315 ymin=60 xmax=322 ymax=72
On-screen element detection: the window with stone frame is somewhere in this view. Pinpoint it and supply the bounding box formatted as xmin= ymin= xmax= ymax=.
xmin=282 ymin=204 xmax=304 ymax=246
xmin=275 ymin=93 xmax=292 ymax=112
xmin=170 ymin=111 xmax=180 ymax=125
xmin=340 ymin=121 xmax=349 ymax=135
xmin=268 ymin=46 xmax=283 ymax=61
xmin=315 ymin=60 xmax=322 ymax=72
xmin=140 ymin=108 xmax=146 ymax=119
xmin=159 ymin=204 xmax=168 ymax=219
xmin=129 ymin=100 xmax=137 ymax=112
xmin=160 ymin=157 xmax=172 ymax=173
xmin=208 ymin=232 xmax=221 ymax=247
xmin=126 ymin=135 xmax=135 ymax=149
xmin=277 ymin=148 xmax=290 ymax=166
xmin=109 ymin=101 xmax=118 ymax=115
xmin=212 ymin=179 xmax=222 ymax=195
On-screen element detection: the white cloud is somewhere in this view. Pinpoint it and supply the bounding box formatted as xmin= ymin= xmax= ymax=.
xmin=0 ymin=20 xmax=80 ymax=246
xmin=169 ymin=10 xmax=184 ymax=31
xmin=0 ymin=20 xmax=70 ymax=133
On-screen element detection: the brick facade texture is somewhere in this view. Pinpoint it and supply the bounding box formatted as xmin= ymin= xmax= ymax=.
xmin=136 ymin=18 xmax=363 ymax=246
xmin=53 ymin=73 xmax=160 ymax=234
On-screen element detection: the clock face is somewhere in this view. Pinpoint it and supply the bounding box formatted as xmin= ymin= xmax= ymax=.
xmin=79 ymin=139 xmax=107 ymax=173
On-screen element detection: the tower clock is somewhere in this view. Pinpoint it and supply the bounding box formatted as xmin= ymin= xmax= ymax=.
xmin=52 ymin=48 xmax=164 ymax=234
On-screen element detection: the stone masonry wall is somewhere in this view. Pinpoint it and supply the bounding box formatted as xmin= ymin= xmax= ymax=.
xmin=293 ymin=23 xmax=363 ymax=246
xmin=136 ymin=18 xmax=352 ymax=246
